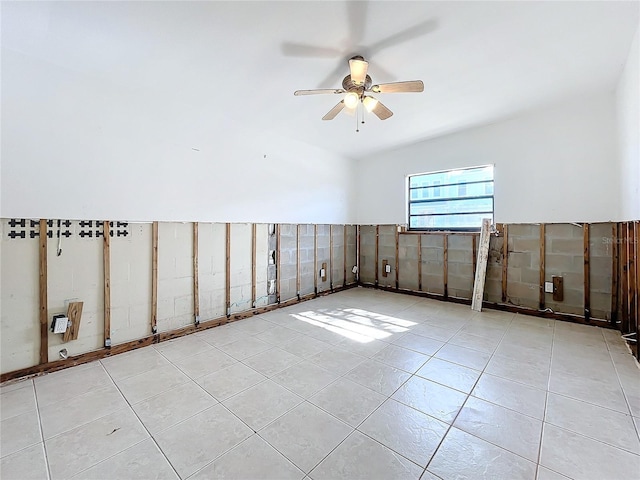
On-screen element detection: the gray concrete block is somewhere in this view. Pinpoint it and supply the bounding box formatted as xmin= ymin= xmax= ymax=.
xmin=547 ymin=223 xmax=583 ymax=239
xmin=508 ymin=224 xmax=539 ymax=238
xmin=550 ymin=238 xmax=583 ymax=255
xmin=508 ymin=252 xmax=533 ymax=269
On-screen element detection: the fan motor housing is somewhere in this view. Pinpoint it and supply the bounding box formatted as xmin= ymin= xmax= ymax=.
xmin=342 ymin=74 xmax=372 ymax=92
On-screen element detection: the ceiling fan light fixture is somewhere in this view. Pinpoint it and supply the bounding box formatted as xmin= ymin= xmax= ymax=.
xmin=363 ymin=96 xmax=379 ymax=112
xmin=344 ymin=91 xmax=359 ymax=109
xmin=349 ymin=58 xmax=368 ymax=85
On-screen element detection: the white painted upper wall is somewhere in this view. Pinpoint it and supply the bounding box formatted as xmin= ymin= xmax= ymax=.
xmin=0 ymin=50 xmax=357 ymax=224
xmin=355 ymin=92 xmax=620 ymax=225
xmin=617 ymin=25 xmax=640 ymax=221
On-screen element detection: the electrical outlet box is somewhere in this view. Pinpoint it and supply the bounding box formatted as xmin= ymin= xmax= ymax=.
xmin=51 ymin=315 xmax=69 ymax=334
xmin=552 ymin=276 xmax=564 ymax=302
xmin=321 ymin=262 xmax=327 ymax=281
xmin=352 ymin=265 xmax=358 ymax=274
xmin=320 ymin=268 xmax=325 ymax=278
xmin=382 ymin=259 xmax=389 ymax=277
xmin=544 ymin=281 xmax=554 ymax=293
xmin=385 ymin=264 xmax=391 ymax=273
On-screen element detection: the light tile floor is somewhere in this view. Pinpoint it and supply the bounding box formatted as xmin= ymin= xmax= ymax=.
xmin=1 ymin=288 xmax=639 ymax=479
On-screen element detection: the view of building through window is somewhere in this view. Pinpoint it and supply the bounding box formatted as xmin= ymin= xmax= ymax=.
xmin=408 ymin=165 xmax=494 ymax=230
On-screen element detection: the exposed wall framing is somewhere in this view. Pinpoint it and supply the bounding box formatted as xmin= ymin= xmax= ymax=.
xmin=2 ymin=218 xmax=637 ymax=381
xmin=103 ymin=221 xmax=111 ymax=346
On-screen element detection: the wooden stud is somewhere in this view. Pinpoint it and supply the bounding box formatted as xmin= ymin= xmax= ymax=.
xmin=611 ymin=223 xmax=619 ymax=325
xmin=296 ymin=224 xmax=301 ymax=298
xmin=501 ymin=224 xmax=508 ymax=303
xmin=252 ymin=224 xmax=257 ymax=307
xmin=395 ymin=226 xmax=400 ymax=289
xmin=276 ymin=224 xmax=281 ymax=303
xmin=627 ymin=222 xmax=638 ymax=330
xmin=583 ymin=223 xmax=591 ymax=321
xmin=357 ymin=225 xmax=361 ymax=282
xmin=443 ymin=234 xmax=448 ymax=299
xmin=539 ymin=223 xmax=546 ymax=311
xmin=343 ymin=225 xmax=347 ymax=288
xmin=375 ymin=225 xmax=379 ymax=286
xmin=417 ymin=234 xmax=423 ymax=291
xmin=103 ymin=221 xmax=111 ymax=346
xmin=621 ymin=223 xmax=629 ymax=333
xmin=314 ymin=224 xmax=318 ymax=295
xmin=226 ymin=223 xmax=231 ymax=317
xmin=39 ymin=219 xmax=48 ymax=364
xmin=329 ymin=225 xmax=334 ymax=290
xmin=151 ymin=221 xmax=158 ymax=334
xmin=635 ymin=221 xmax=640 ymax=358
xmin=193 ymin=222 xmax=200 ymax=322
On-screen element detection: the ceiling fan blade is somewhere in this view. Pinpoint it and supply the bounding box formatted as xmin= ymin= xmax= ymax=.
xmin=281 ymin=42 xmax=342 ymax=58
xmin=322 ymin=101 xmax=346 ymax=120
xmin=371 ymin=80 xmax=424 ymax=94
xmin=370 ymin=100 xmax=393 ymax=120
xmin=317 ymin=60 xmax=349 ymax=88
xmin=349 ymin=58 xmax=369 ymax=85
xmin=294 ymin=89 xmax=345 ymax=96
xmin=346 ymin=1 xmax=368 ymax=45
xmin=368 ymin=19 xmax=439 ymax=55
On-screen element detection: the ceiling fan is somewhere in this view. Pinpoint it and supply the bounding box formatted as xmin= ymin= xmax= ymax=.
xmin=294 ymin=55 xmax=424 ymax=121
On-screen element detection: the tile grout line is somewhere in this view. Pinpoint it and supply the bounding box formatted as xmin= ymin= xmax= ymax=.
xmin=603 ymin=328 xmax=640 ymax=428
xmin=31 ymin=380 xmax=53 ymax=480
xmin=536 ymin=315 xmax=558 ymax=479
xmin=422 ymin=311 xmax=523 ymax=478
xmin=97 ymin=361 xmax=183 ymax=479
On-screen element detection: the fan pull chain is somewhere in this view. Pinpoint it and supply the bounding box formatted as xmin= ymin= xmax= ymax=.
xmin=356 ymin=103 xmax=359 ymax=133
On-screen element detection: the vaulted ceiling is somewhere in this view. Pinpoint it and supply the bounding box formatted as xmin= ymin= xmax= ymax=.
xmin=2 ymin=1 xmax=638 ymax=160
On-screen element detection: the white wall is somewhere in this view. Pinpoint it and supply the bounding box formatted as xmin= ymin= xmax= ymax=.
xmin=0 ymin=49 xmax=357 ymax=224
xmin=355 ymin=92 xmax=620 ymax=225
xmin=617 ymin=26 xmax=640 ymax=221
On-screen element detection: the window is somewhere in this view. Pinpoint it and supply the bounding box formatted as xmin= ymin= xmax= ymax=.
xmin=408 ymin=165 xmax=494 ymax=231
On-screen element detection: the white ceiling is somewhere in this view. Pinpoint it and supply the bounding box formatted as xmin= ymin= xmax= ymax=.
xmin=2 ymin=1 xmax=638 ymax=160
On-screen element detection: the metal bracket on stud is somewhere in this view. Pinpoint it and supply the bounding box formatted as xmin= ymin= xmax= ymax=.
xmin=152 ymin=326 xmax=158 ymax=334
xmin=195 ymin=315 xmax=200 ymax=326
xmin=105 ymin=338 xmax=112 ymax=348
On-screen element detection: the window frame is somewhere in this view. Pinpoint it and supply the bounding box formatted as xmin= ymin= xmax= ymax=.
xmin=407 ymin=165 xmax=494 ymax=232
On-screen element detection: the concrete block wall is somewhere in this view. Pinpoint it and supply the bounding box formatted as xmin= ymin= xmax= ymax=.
xmin=345 ymin=225 xmax=357 ymax=285
xmin=545 ymin=223 xmax=585 ymax=316
xmin=279 ymin=224 xmax=298 ymax=302
xmin=198 ymin=223 xmax=227 ymax=322
xmin=267 ymin=224 xmax=278 ymax=304
xmin=360 ymin=223 xmax=616 ymax=322
xmin=46 ymin=222 xmax=104 ymax=359
xmin=589 ymin=223 xmax=613 ymax=319
xmin=484 ymin=235 xmax=504 ymax=304
xmin=398 ymin=234 xmax=420 ymax=291
xmin=331 ymin=226 xmax=345 ymax=288
xmin=298 ymin=225 xmax=315 ymax=296
xmin=1 ymin=220 xmax=43 ymax=372
xmin=422 ymin=234 xmax=445 ymax=295
xmin=229 ymin=224 xmax=253 ymax=314
xmin=111 ymin=223 xmax=152 ymax=344
xmin=448 ymin=235 xmax=474 ymax=299
xmin=157 ymin=223 xmax=193 ymax=331
xmin=359 ymin=225 xmax=376 ymax=285
xmin=377 ymin=225 xmax=397 ymax=289
xmin=316 ymin=225 xmax=331 ymax=293
xmin=255 ymin=224 xmax=270 ymax=308
xmin=507 ymin=224 xmax=541 ymax=309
